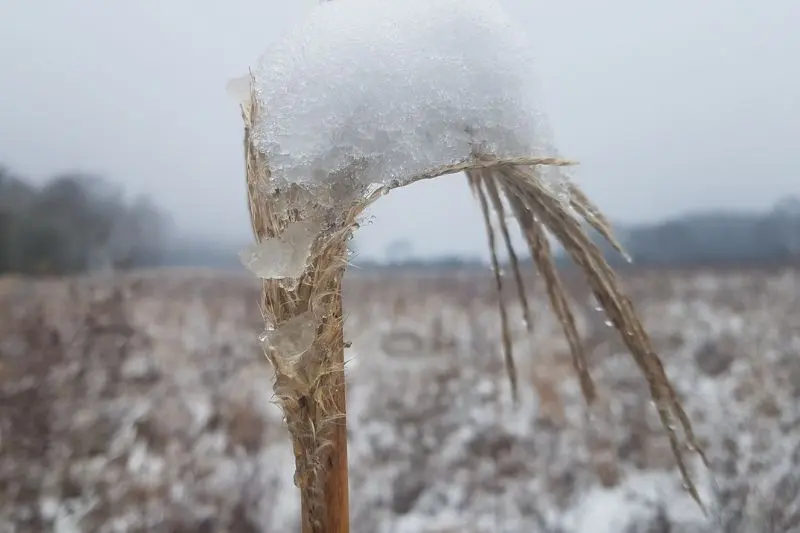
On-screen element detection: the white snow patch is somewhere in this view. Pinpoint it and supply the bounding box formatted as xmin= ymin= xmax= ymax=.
xmin=252 ymin=0 xmax=560 ymax=189
xmin=564 ymin=471 xmax=709 ymax=533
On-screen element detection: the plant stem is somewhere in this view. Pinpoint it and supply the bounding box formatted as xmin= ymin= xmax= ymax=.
xmin=301 ymin=288 xmax=350 ymax=533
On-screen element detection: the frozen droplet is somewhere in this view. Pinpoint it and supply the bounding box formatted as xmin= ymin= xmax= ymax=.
xmin=226 ymin=74 xmax=251 ymax=106
xmin=261 ymin=311 xmax=317 ymax=359
xmin=604 ymin=319 xmax=613 ymax=327
xmin=257 ymin=321 xmax=277 ymax=343
xmin=239 ymin=219 xmax=321 ymax=281
xmin=593 ymin=306 xmax=602 ymax=312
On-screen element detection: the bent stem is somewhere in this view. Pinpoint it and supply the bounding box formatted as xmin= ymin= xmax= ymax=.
xmin=240 ymin=71 xmax=705 ymax=533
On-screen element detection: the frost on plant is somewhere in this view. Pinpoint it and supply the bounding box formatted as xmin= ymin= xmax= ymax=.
xmin=260 ymin=311 xmax=318 ymax=382
xmin=249 ymin=0 xmax=566 ymax=196
xmin=237 ymin=0 xmax=707 ymax=524
xmin=238 ymin=218 xmax=321 ymax=283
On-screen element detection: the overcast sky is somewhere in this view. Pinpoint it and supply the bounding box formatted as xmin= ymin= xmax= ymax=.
xmin=1 ymin=0 xmax=798 ymax=260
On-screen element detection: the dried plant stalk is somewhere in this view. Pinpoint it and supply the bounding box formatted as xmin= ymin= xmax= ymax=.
xmin=243 ymin=88 xmax=354 ymax=533
xmin=394 ymin=157 xmax=705 ymax=508
xmin=241 ymin=87 xmax=706 ymax=533
xmin=467 ymin=169 xmax=519 ymax=402
xmin=496 ymin=163 xmax=708 ymax=509
xmin=480 ymin=173 xmax=532 ymax=333
xmin=503 ymin=183 xmax=596 ymax=404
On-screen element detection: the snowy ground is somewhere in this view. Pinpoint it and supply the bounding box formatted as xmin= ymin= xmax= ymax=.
xmin=1 ymin=267 xmax=799 ymax=532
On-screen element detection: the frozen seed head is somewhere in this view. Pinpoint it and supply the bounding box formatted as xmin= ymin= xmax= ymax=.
xmin=250 ymin=0 xmax=558 ymax=190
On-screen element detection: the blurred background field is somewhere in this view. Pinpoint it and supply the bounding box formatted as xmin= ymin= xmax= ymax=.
xmin=1 ymin=265 xmax=799 ymax=532
xmin=2 ymin=0 xmax=800 ymax=531
xmin=1 ymin=74 xmax=799 ymax=533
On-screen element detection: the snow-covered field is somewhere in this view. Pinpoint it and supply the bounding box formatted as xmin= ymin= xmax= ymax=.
xmin=1 ymin=267 xmax=798 ymax=532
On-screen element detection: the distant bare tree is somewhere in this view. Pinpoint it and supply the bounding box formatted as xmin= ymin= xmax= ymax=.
xmin=0 ymin=167 xmax=171 ymax=275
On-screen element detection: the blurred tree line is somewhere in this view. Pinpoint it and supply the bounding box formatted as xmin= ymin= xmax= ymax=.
xmin=369 ymin=197 xmax=800 ymax=271
xmin=5 ymin=159 xmax=795 ymax=275
xmin=586 ymin=196 xmax=800 ymax=268
xmin=0 ymin=165 xmax=170 ymax=276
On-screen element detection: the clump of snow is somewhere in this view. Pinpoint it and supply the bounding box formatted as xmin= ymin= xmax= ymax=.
xmin=252 ymin=0 xmax=554 ymax=189
xmin=238 ymin=218 xmax=320 ymax=282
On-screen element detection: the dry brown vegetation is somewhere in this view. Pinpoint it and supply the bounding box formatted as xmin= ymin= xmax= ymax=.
xmin=1 ymin=266 xmax=799 ymax=532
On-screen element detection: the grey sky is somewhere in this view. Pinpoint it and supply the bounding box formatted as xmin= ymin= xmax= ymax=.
xmin=1 ymin=0 xmax=798 ymax=260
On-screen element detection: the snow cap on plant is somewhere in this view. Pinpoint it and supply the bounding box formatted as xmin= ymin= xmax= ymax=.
xmin=231 ymin=0 xmax=707 ymax=528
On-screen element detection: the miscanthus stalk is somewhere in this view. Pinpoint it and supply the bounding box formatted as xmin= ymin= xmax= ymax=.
xmin=233 ymin=0 xmax=708 ymax=531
